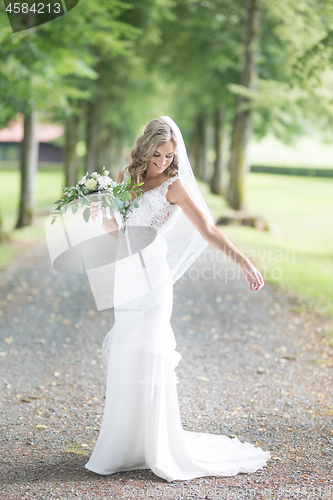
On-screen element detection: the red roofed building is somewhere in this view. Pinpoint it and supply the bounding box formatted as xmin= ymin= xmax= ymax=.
xmin=0 ymin=114 xmax=64 ymax=163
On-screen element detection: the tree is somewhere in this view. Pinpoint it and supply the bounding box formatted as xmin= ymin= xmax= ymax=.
xmin=210 ymin=107 xmax=227 ymax=196
xmin=0 ymin=0 xmax=138 ymax=228
xmin=227 ymin=0 xmax=261 ymax=211
xmin=140 ymin=0 xmax=245 ymax=190
xmin=16 ymin=110 xmax=39 ymax=228
xmin=64 ymin=106 xmax=80 ymax=187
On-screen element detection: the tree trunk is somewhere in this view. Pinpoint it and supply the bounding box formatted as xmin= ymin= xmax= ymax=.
xmin=96 ymin=123 xmax=111 ymax=175
xmin=98 ymin=123 xmax=118 ymax=177
xmin=191 ymin=113 xmax=207 ymax=181
xmin=64 ymin=112 xmax=79 ymax=187
xmin=105 ymin=124 xmax=117 ymax=178
xmin=16 ymin=110 xmax=39 ymax=228
xmin=85 ymin=98 xmax=100 ymax=174
xmin=116 ymin=129 xmax=125 ymax=171
xmin=227 ymin=0 xmax=261 ymax=210
xmin=210 ymin=107 xmax=227 ymax=196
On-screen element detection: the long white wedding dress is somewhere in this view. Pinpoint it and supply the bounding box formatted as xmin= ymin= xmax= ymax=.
xmin=85 ymin=171 xmax=271 ymax=482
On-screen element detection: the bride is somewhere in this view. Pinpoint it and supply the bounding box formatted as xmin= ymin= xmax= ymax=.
xmin=85 ymin=115 xmax=270 ymax=482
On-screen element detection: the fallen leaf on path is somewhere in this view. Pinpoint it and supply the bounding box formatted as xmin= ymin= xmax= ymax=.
xmin=181 ymin=315 xmax=191 ymax=321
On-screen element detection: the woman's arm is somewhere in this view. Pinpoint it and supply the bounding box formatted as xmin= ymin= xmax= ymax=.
xmin=167 ymin=179 xmax=264 ymax=291
xmin=89 ymin=170 xmax=126 ymax=239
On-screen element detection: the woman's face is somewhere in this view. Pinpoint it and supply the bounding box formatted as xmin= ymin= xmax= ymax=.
xmin=148 ymin=141 xmax=175 ymax=174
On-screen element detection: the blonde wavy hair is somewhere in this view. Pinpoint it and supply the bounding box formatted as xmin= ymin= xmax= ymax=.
xmin=126 ymin=118 xmax=179 ymax=183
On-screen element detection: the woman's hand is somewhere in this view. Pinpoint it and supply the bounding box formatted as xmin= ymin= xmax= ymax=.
xmin=240 ymin=259 xmax=264 ymax=292
xmin=89 ymin=202 xmax=119 ymax=239
xmin=90 ymin=201 xmax=106 ymax=224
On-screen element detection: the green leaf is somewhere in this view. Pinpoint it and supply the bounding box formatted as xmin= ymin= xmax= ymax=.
xmin=71 ymin=203 xmax=78 ymax=214
xmin=124 ymin=192 xmax=132 ymax=201
xmin=81 ymin=186 xmax=90 ymax=195
xmin=81 ymin=194 xmax=91 ymax=205
xmin=97 ymin=190 xmax=102 ymax=201
xmin=116 ymin=198 xmax=125 ymax=210
xmin=133 ymin=199 xmax=140 ymax=208
xmin=83 ymin=207 xmax=91 ymax=223
xmin=60 ymin=205 xmax=67 ymax=214
xmin=51 ymin=217 xmax=56 ymax=225
xmin=118 ymin=191 xmax=132 ymax=201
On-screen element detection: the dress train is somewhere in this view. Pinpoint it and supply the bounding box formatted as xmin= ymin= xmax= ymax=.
xmin=85 ymin=235 xmax=270 ymax=481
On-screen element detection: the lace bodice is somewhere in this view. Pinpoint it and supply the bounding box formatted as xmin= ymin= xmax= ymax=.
xmin=114 ymin=170 xmax=182 ymax=235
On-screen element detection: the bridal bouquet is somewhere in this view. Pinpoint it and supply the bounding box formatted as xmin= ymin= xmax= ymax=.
xmin=50 ymin=166 xmax=143 ymax=231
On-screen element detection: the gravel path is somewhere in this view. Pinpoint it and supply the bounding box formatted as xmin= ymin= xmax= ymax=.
xmin=0 ymin=234 xmax=332 ymax=500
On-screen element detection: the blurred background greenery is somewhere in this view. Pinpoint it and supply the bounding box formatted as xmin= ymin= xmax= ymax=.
xmin=0 ymin=0 xmax=332 ymax=318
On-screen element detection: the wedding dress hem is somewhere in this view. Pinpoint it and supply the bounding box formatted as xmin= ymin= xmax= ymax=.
xmin=85 ymin=456 xmax=270 ymax=483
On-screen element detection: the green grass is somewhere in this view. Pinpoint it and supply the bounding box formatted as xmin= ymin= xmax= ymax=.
xmin=0 ymin=161 xmax=63 ymax=171
xmin=0 ymin=170 xmax=63 ymax=230
xmin=198 ymin=174 xmax=333 ymax=318
xmin=249 ymin=135 xmax=333 ymax=168
xmin=0 ymin=170 xmax=64 ymax=268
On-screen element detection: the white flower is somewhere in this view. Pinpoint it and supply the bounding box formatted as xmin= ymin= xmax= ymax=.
xmin=78 ymin=175 xmax=86 ymax=185
xmin=91 ymin=172 xmax=98 ymax=179
xmin=103 ymin=170 xmax=109 ymax=176
xmin=97 ymin=176 xmax=109 ymax=189
xmin=104 ymin=176 xmax=112 ymax=186
xmin=85 ymin=178 xmax=98 ymax=190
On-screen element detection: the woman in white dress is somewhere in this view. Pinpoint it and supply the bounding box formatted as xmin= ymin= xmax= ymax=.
xmin=85 ymin=116 xmax=270 ymax=482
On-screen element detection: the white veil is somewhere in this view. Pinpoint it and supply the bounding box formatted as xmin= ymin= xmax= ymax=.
xmin=160 ymin=115 xmax=215 ymax=283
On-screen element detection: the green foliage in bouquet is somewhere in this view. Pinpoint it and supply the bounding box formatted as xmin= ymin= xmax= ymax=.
xmin=50 ymin=166 xmax=144 ymax=231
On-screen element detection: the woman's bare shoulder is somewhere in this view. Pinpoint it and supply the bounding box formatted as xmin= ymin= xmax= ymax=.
xmin=116 ymin=169 xmax=127 ymax=183
xmin=165 ymin=177 xmax=185 ymax=204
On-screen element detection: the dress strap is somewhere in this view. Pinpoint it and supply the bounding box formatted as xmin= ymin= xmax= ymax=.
xmin=123 ymin=169 xmax=130 ymax=182
xmin=164 ymin=175 xmax=179 ymax=187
